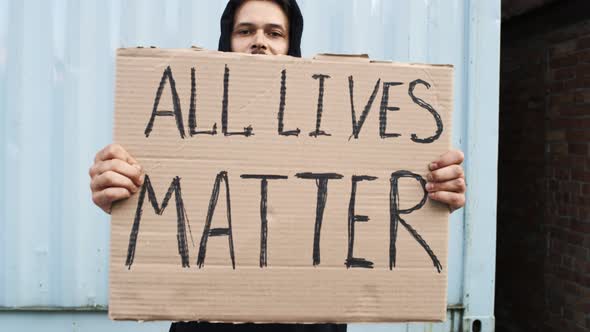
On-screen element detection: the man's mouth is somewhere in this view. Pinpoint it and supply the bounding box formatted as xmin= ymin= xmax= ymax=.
xmin=251 ymin=50 xmax=267 ymax=55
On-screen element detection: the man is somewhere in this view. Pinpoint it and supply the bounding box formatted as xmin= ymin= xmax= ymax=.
xmin=89 ymin=0 xmax=466 ymax=331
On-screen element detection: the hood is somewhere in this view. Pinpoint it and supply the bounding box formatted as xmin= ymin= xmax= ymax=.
xmin=218 ymin=0 xmax=304 ymax=57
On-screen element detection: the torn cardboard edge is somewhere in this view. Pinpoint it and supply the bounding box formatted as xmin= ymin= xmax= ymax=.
xmin=117 ymin=47 xmax=453 ymax=68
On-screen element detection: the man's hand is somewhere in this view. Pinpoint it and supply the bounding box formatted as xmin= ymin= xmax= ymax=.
xmin=89 ymin=144 xmax=144 ymax=214
xmin=426 ymin=149 xmax=466 ymax=213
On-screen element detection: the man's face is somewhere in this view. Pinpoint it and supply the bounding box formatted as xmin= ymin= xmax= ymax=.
xmin=231 ymin=0 xmax=289 ymax=55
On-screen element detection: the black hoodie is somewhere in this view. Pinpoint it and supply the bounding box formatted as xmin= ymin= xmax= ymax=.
xmin=218 ymin=0 xmax=304 ymax=57
xmin=169 ymin=1 xmax=344 ymax=331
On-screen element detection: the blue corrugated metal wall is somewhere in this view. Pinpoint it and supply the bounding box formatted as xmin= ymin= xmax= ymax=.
xmin=0 ymin=0 xmax=500 ymax=331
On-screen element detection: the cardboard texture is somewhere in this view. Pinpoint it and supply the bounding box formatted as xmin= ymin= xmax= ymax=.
xmin=110 ymin=48 xmax=454 ymax=323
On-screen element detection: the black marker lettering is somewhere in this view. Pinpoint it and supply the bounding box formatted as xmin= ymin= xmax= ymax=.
xmin=197 ymin=171 xmax=236 ymax=269
xmin=379 ymin=82 xmax=403 ymax=139
xmin=222 ymin=65 xmax=253 ymax=137
xmin=295 ymin=172 xmax=343 ymax=265
xmin=389 ymin=170 xmax=442 ymax=273
xmin=125 ymin=175 xmax=192 ymax=269
xmin=309 ymin=74 xmax=331 ymax=137
xmin=349 ymin=76 xmax=381 ymax=140
xmin=408 ymin=79 xmax=443 ymax=143
xmin=241 ymin=174 xmax=289 ymax=267
xmin=144 ymin=66 xmax=186 ymax=138
xmin=277 ymin=69 xmax=300 ymax=136
xmin=189 ymin=67 xmax=217 ymax=136
xmin=346 ymin=175 xmax=377 ymax=268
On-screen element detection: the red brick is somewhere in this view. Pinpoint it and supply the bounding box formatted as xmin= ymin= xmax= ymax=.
xmin=577 ymin=207 xmax=590 ymax=220
xmin=566 ymin=130 xmax=590 ymax=142
xmin=557 ymin=207 xmax=567 ymax=218
xmin=577 ymin=22 xmax=590 ymax=36
xmin=575 ymin=76 xmax=590 ymax=88
xmin=574 ymin=90 xmax=590 ymax=103
xmin=500 ymin=16 xmax=590 ymax=332
xmin=554 ymin=104 xmax=590 ymax=116
xmin=571 ymin=155 xmax=586 ymax=165
xmin=549 ymin=142 xmax=569 ymax=155
xmin=579 ymin=50 xmax=590 ymax=63
xmin=554 ymin=68 xmax=577 ymax=80
xmin=550 ymin=236 xmax=564 ymax=251
xmin=571 ymin=220 xmax=590 ymax=233
xmin=551 ymin=54 xmax=578 ymax=68
xmin=572 ymin=170 xmax=590 ymax=182
xmin=564 ymin=280 xmax=580 ymax=293
xmin=553 ymin=167 xmax=571 ymax=180
xmin=571 ymin=161 xmax=590 ymax=174
xmin=562 ymin=181 xmax=581 ymax=193
xmin=553 ymin=227 xmax=569 ymax=240
xmin=580 ymin=64 xmax=590 ymax=78
xmin=575 ymin=196 xmax=590 ymax=206
xmin=550 ymin=81 xmax=565 ymax=92
xmin=578 ymin=36 xmax=590 ymax=50
xmin=550 ymin=92 xmax=575 ymax=105
xmin=551 ymin=40 xmax=578 ymax=57
xmin=567 ymin=245 xmax=589 ymax=260
xmin=548 ymin=27 xmax=580 ymax=44
xmin=552 ymin=107 xmax=579 ymax=119
xmin=564 ymin=79 xmax=580 ymax=90
xmin=569 ymin=143 xmax=589 ymax=156
xmin=550 ymin=118 xmax=576 ymax=128
xmin=568 ymin=232 xmax=585 ymax=246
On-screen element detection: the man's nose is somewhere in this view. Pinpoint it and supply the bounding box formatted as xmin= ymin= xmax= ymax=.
xmin=251 ymin=30 xmax=268 ymax=50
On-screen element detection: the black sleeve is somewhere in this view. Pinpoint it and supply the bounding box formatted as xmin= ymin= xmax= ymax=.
xmin=170 ymin=322 xmax=347 ymax=332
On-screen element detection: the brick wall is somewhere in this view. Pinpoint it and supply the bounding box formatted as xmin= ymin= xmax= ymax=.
xmin=498 ymin=1 xmax=590 ymax=331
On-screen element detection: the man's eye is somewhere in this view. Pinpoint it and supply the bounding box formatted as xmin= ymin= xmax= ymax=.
xmin=268 ymin=31 xmax=283 ymax=38
xmin=237 ymin=29 xmax=250 ymax=35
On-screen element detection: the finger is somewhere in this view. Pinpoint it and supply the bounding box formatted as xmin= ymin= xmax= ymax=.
xmin=426 ymin=178 xmax=466 ymax=193
xmin=429 ymin=149 xmax=464 ymax=171
xmin=428 ymin=191 xmax=465 ymax=212
xmin=427 ymin=164 xmax=464 ymax=183
xmin=94 ymin=144 xmax=137 ymax=164
xmin=89 ymin=159 xmax=143 ymax=186
xmin=92 ymin=187 xmax=132 ymax=214
xmin=91 ymin=170 xmax=139 ymax=194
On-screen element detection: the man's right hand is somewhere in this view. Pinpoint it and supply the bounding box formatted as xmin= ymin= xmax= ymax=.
xmin=89 ymin=144 xmax=144 ymax=214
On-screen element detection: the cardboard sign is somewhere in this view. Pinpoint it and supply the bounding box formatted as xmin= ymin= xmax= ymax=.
xmin=109 ymin=48 xmax=453 ymax=323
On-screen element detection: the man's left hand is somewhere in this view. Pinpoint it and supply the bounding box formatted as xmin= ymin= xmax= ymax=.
xmin=426 ymin=149 xmax=466 ymax=213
